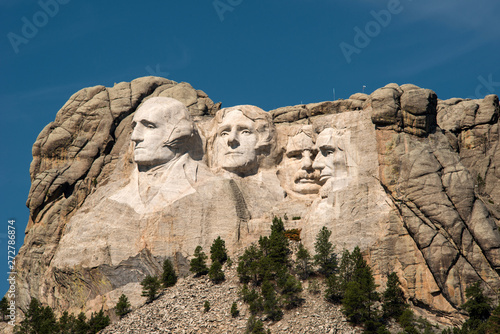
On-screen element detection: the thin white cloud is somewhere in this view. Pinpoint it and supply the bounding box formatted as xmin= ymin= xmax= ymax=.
xmin=359 ymin=0 xmax=500 ymax=37
xmin=383 ymin=37 xmax=493 ymax=77
xmin=410 ymin=2 xmax=498 ymax=37
xmin=1 ymin=82 xmax=86 ymax=102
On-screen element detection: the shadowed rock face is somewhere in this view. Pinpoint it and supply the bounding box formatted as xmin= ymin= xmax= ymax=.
xmin=14 ymin=78 xmax=500 ymax=326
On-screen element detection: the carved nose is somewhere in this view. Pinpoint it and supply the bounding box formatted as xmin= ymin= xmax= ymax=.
xmin=131 ymin=128 xmax=143 ymax=143
xmin=301 ymin=152 xmax=313 ymax=170
xmin=312 ymin=154 xmax=325 ymax=170
xmin=227 ymin=132 xmax=239 ymax=148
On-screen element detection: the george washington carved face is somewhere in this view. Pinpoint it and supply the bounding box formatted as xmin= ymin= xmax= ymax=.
xmin=131 ymin=97 xmax=194 ymax=170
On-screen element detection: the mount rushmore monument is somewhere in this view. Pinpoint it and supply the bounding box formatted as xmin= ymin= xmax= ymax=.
xmin=13 ymin=76 xmax=500 ymax=324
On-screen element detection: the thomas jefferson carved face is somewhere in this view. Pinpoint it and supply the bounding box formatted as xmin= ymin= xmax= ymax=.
xmin=212 ymin=105 xmax=274 ymax=176
xmin=216 ymin=109 xmax=259 ymax=172
xmin=312 ymin=128 xmax=348 ymax=185
xmin=131 ymin=97 xmax=193 ymax=169
xmin=279 ymin=128 xmax=321 ymax=195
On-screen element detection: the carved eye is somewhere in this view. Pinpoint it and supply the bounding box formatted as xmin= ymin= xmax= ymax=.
xmin=141 ymin=120 xmax=156 ymax=129
xmin=288 ymin=152 xmax=302 ymax=160
xmin=241 ymin=129 xmax=251 ymax=135
xmin=220 ymin=131 xmax=229 ymax=137
xmin=322 ymin=148 xmax=335 ymax=156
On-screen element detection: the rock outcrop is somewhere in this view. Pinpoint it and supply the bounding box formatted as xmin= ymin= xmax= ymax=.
xmin=12 ymin=78 xmax=500 ymax=326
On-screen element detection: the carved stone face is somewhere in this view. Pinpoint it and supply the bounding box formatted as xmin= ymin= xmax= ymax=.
xmin=280 ymin=131 xmax=321 ymax=195
xmin=131 ymin=98 xmax=192 ymax=168
xmin=215 ymin=109 xmax=259 ymax=173
xmin=313 ymin=128 xmax=348 ymax=185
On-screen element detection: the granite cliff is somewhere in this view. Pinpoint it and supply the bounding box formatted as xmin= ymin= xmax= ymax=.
xmin=13 ymin=77 xmax=500 ymax=326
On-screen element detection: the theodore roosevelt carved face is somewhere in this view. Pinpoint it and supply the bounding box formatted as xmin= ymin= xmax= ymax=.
xmin=131 ymin=97 xmax=194 ymax=170
xmin=211 ymin=105 xmax=274 ymax=176
xmin=279 ymin=126 xmax=322 ymax=196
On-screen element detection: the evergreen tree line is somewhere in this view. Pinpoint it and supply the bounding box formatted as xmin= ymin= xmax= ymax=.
xmin=10 ymin=220 xmax=495 ymax=334
xmin=317 ymin=226 xmax=435 ymax=334
xmin=9 ymin=253 xmax=178 ymax=333
xmin=441 ymin=282 xmax=500 ymax=334
xmin=140 ymin=257 xmax=179 ymax=303
xmin=237 ymin=217 xmax=300 ymax=333
xmin=189 ymin=235 xmax=230 ymax=284
xmin=232 ymin=219 xmax=437 ymax=334
xmin=12 ymin=298 xmax=109 ymax=334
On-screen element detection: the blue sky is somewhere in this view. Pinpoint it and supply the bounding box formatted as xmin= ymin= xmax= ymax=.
xmin=1 ymin=0 xmax=500 ymax=297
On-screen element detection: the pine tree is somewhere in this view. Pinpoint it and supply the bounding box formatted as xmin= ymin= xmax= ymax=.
xmin=258 ymin=235 xmax=270 ymax=257
xmin=88 ymin=308 xmax=110 ymax=334
xmin=261 ymin=279 xmax=283 ymax=321
xmin=460 ymin=282 xmax=492 ymax=333
xmin=340 ymin=247 xmax=379 ymax=325
xmin=39 ymin=305 xmax=58 ymax=334
xmin=462 ymin=282 xmax=492 ymax=321
xmin=58 ymin=311 xmax=74 ymax=334
xmin=16 ymin=298 xmax=39 ymax=333
xmin=241 ymin=284 xmax=257 ymax=303
xmin=314 ymin=226 xmax=337 ymax=277
xmin=267 ymin=216 xmax=291 ymax=269
xmin=249 ymin=296 xmax=264 ymax=316
xmin=75 ymin=312 xmax=90 ymax=334
xmin=162 ymin=258 xmax=178 ymax=288
xmin=210 ymin=236 xmax=228 ymax=265
xmin=325 ymin=272 xmax=342 ymax=303
xmin=485 ymin=302 xmax=500 ymax=334
xmin=342 ymin=280 xmax=365 ymax=324
xmin=279 ymin=273 xmax=304 ymax=310
xmin=295 ymin=242 xmax=312 ymax=280
xmin=204 ymin=300 xmax=210 ymax=312
xmin=241 ymin=284 xmax=263 ymax=316
xmin=15 ymin=298 xmax=57 ymax=334
xmin=382 ymin=272 xmax=407 ymax=320
xmin=209 ymin=260 xmax=225 ymax=284
xmin=257 ymin=243 xmax=274 ymax=282
xmin=141 ymin=275 xmax=161 ymax=303
xmin=115 ymin=294 xmax=131 ymax=319
xmin=325 ymin=248 xmax=354 ymax=303
xmin=246 ymin=316 xmax=266 ymax=334
xmin=350 ymin=246 xmax=366 ymax=271
xmin=190 ymin=246 xmax=209 ymax=277
xmin=231 ymin=302 xmax=240 ymax=317
xmin=351 ymin=247 xmax=379 ymax=322
xmin=237 ymin=243 xmax=263 ymax=284
xmin=0 ymin=296 xmax=8 ymax=321
xmin=398 ymin=309 xmax=420 ymax=334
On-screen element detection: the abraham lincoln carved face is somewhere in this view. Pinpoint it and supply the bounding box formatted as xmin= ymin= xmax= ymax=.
xmin=313 ymin=128 xmax=348 ymax=184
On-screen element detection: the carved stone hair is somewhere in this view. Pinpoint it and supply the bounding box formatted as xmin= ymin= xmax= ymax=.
xmin=314 ymin=127 xmax=349 ymax=152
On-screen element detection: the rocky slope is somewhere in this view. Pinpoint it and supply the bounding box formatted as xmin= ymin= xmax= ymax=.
xmin=11 ymin=77 xmax=500 ymax=327
xmin=100 ymin=260 xmax=388 ymax=334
